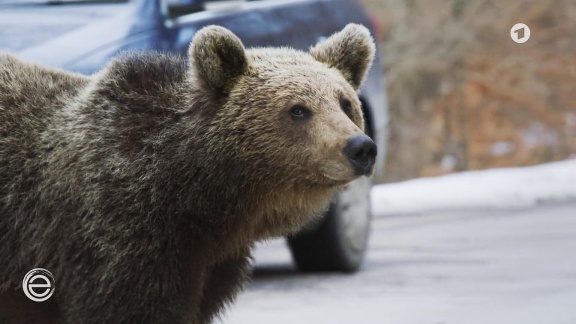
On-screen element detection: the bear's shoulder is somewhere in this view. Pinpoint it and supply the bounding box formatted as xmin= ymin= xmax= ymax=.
xmin=98 ymin=52 xmax=188 ymax=96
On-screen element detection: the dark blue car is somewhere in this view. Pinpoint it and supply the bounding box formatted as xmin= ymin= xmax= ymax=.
xmin=0 ymin=0 xmax=388 ymax=272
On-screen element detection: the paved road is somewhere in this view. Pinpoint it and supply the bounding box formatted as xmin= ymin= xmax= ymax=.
xmin=220 ymin=202 xmax=576 ymax=324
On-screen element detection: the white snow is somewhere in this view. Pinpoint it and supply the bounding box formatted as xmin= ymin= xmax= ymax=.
xmin=371 ymin=159 xmax=576 ymax=216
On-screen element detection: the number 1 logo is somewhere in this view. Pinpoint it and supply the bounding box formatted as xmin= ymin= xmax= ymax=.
xmin=511 ymin=23 xmax=531 ymax=44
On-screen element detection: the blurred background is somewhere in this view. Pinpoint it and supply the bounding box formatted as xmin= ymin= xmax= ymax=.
xmin=360 ymin=0 xmax=576 ymax=183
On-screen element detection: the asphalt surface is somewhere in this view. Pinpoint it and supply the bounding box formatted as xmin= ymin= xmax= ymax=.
xmin=220 ymin=201 xmax=576 ymax=324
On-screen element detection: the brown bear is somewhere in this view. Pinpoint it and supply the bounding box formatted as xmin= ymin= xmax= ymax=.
xmin=0 ymin=24 xmax=376 ymax=323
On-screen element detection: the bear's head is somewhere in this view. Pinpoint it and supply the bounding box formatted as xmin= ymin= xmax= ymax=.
xmin=187 ymin=24 xmax=377 ymax=234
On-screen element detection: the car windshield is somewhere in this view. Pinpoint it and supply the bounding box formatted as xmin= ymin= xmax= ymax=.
xmin=0 ymin=0 xmax=129 ymax=4
xmin=0 ymin=0 xmax=134 ymax=52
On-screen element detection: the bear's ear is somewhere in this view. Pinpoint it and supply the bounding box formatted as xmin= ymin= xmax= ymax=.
xmin=309 ymin=24 xmax=375 ymax=90
xmin=189 ymin=25 xmax=248 ymax=93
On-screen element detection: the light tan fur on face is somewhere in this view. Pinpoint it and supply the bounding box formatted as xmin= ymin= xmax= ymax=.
xmin=186 ymin=24 xmax=377 ymax=239
xmin=186 ymin=27 xmax=376 ymax=248
xmin=247 ymin=57 xmax=366 ymax=184
xmin=211 ymin=39 xmax=372 ymax=185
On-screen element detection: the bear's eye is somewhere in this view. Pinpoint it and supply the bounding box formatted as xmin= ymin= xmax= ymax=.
xmin=340 ymin=98 xmax=353 ymax=117
xmin=289 ymin=105 xmax=311 ymax=120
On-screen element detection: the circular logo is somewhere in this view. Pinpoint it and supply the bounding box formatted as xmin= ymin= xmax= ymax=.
xmin=22 ymin=268 xmax=55 ymax=302
xmin=510 ymin=23 xmax=531 ymax=44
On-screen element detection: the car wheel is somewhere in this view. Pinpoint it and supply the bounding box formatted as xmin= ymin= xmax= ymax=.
xmin=287 ymin=176 xmax=372 ymax=272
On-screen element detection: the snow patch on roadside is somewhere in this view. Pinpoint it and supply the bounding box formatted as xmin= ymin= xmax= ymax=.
xmin=371 ymin=159 xmax=576 ymax=215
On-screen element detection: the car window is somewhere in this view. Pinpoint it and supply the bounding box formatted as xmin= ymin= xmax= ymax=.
xmin=0 ymin=0 xmax=129 ymax=4
xmin=0 ymin=0 xmax=134 ymax=51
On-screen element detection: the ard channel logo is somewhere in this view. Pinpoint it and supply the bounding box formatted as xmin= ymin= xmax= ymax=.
xmin=22 ymin=268 xmax=55 ymax=302
xmin=510 ymin=23 xmax=531 ymax=44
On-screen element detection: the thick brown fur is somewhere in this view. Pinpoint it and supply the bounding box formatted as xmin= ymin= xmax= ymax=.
xmin=0 ymin=24 xmax=375 ymax=323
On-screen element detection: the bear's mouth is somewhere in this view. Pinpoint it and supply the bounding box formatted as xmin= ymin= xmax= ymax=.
xmin=318 ymin=176 xmax=356 ymax=188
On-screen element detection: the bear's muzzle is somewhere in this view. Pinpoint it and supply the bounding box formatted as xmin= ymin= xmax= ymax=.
xmin=344 ymin=135 xmax=377 ymax=176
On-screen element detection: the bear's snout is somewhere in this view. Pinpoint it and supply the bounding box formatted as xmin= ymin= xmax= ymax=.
xmin=344 ymin=135 xmax=377 ymax=176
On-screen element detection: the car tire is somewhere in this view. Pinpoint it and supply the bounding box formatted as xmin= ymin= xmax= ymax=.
xmin=287 ymin=176 xmax=372 ymax=273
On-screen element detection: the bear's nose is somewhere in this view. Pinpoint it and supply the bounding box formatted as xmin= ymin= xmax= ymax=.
xmin=344 ymin=135 xmax=377 ymax=176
